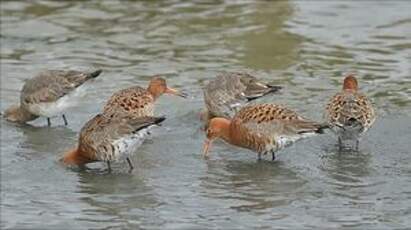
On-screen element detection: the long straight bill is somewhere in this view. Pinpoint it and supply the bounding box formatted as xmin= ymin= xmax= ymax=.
xmin=202 ymin=139 xmax=212 ymax=158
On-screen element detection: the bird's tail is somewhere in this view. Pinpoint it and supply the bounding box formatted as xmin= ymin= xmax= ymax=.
xmin=295 ymin=121 xmax=330 ymax=135
xmin=129 ymin=116 xmax=166 ymax=133
xmin=313 ymin=123 xmax=330 ymax=134
xmin=86 ymin=69 xmax=103 ymax=79
xmin=245 ymin=84 xmax=282 ymax=101
xmin=152 ymin=116 xmax=166 ymax=125
xmin=345 ymin=117 xmax=361 ymax=127
xmin=266 ymin=84 xmax=283 ymax=94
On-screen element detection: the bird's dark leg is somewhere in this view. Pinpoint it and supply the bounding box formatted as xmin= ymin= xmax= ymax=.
xmin=62 ymin=114 xmax=68 ymax=126
xmin=107 ymin=161 xmax=112 ymax=173
xmin=271 ymin=151 xmax=276 ymax=161
xmin=126 ymin=157 xmax=134 ymax=172
xmin=338 ymin=137 xmax=343 ymax=151
xmin=47 ymin=118 xmax=51 ymax=126
xmin=355 ymin=140 xmax=359 ymax=151
xmin=257 ymin=152 xmax=262 ymax=161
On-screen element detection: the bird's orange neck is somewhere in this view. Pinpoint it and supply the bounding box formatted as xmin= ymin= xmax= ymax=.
xmin=343 ymin=74 xmax=358 ymax=91
xmin=61 ymin=147 xmax=95 ymax=166
xmin=219 ymin=121 xmax=232 ymax=144
xmin=147 ymin=85 xmax=164 ymax=100
xmin=208 ymin=117 xmax=232 ymax=143
xmin=203 ymin=117 xmax=233 ymax=157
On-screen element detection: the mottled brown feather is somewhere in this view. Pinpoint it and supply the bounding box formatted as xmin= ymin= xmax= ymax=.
xmin=204 ymin=103 xmax=328 ymax=158
xmin=229 ymin=104 xmax=326 ymax=154
xmin=325 ymin=75 xmax=376 ymax=137
xmin=102 ymin=76 xmax=184 ymax=119
xmin=62 ymin=114 xmax=165 ymax=166
xmin=103 ymin=86 xmax=155 ymax=119
xmin=203 ymin=72 xmax=282 ymax=119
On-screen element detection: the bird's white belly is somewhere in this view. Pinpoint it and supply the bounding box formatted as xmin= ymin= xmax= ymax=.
xmin=28 ymin=85 xmax=89 ymax=117
xmin=111 ymin=127 xmax=152 ymax=161
xmin=273 ymin=132 xmax=316 ymax=151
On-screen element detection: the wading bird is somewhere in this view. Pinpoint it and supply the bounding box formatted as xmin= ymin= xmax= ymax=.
xmin=103 ymin=76 xmax=186 ymax=119
xmin=202 ymin=72 xmax=282 ymax=121
xmin=325 ymin=74 xmax=376 ymax=150
xmin=61 ymin=114 xmax=165 ymax=172
xmin=4 ymin=69 xmax=102 ymax=126
xmin=203 ymin=103 xmax=328 ymax=161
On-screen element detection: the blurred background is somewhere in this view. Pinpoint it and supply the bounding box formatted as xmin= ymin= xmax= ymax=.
xmin=1 ymin=1 xmax=410 ymax=229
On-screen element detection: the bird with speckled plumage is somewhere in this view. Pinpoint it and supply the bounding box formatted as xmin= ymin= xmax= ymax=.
xmin=61 ymin=114 xmax=165 ymax=172
xmin=325 ymin=74 xmax=376 ymax=150
xmin=103 ymin=76 xmax=186 ymax=119
xmin=203 ymin=103 xmax=329 ymax=161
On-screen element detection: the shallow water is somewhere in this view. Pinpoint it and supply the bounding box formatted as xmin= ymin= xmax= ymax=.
xmin=1 ymin=1 xmax=411 ymax=229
